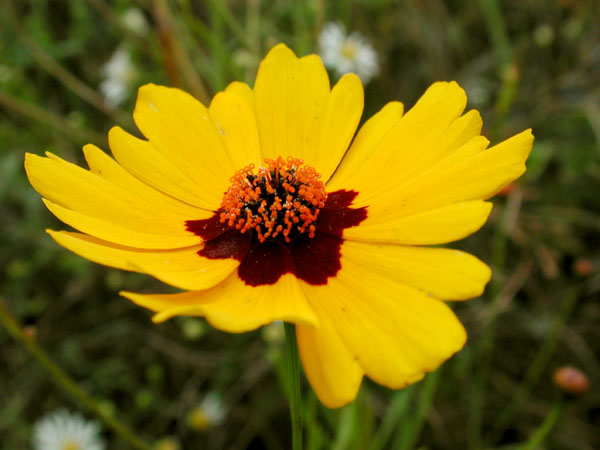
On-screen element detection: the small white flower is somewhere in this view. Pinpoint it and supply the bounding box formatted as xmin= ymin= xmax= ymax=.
xmin=99 ymin=47 xmax=136 ymax=107
xmin=121 ymin=8 xmax=149 ymax=36
xmin=32 ymin=409 xmax=105 ymax=450
xmin=318 ymin=22 xmax=379 ymax=83
xmin=187 ymin=392 xmax=226 ymax=431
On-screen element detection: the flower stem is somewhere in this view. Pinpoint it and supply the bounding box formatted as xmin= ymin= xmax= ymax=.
xmin=520 ymin=399 xmax=562 ymax=450
xmin=0 ymin=300 xmax=152 ymax=450
xmin=284 ymin=322 xmax=303 ymax=450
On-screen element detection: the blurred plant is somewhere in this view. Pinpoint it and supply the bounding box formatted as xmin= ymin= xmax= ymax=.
xmin=99 ymin=46 xmax=137 ymax=107
xmin=573 ymin=258 xmax=595 ymax=277
xmin=187 ymin=392 xmax=226 ymax=431
xmin=152 ymin=436 xmax=180 ymax=450
xmin=178 ymin=316 xmax=207 ymax=340
xmin=261 ymin=320 xmax=285 ymax=345
xmin=318 ymin=22 xmax=379 ymax=83
xmin=32 ymin=409 xmax=105 ymax=450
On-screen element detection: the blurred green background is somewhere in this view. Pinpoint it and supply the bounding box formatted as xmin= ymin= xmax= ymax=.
xmin=1 ymin=0 xmax=599 ymax=449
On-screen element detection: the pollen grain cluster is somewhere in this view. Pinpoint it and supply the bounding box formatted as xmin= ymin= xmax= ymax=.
xmin=219 ymin=157 xmax=327 ymax=243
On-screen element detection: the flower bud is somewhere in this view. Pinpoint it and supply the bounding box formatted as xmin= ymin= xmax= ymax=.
xmin=553 ymin=366 xmax=589 ymax=395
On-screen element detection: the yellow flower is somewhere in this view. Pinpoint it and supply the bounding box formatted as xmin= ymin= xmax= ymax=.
xmin=25 ymin=44 xmax=533 ymax=408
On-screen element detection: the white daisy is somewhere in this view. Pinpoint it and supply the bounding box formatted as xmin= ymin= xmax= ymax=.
xmin=318 ymin=22 xmax=379 ymax=83
xmin=32 ymin=409 xmax=105 ymax=450
xmin=187 ymin=392 xmax=226 ymax=431
xmin=99 ymin=46 xmax=136 ymax=107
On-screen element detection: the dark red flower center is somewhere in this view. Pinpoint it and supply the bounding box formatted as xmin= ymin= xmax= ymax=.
xmin=186 ymin=158 xmax=367 ymax=286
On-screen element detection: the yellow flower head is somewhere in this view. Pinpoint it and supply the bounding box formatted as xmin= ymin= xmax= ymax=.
xmin=25 ymin=44 xmax=533 ymax=408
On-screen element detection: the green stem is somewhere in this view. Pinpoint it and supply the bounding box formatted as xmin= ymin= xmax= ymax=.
xmin=207 ymin=0 xmax=252 ymax=50
xmin=6 ymin=3 xmax=133 ymax=129
xmin=368 ymin=386 xmax=415 ymax=450
xmin=83 ymin=0 xmax=159 ymax=60
xmin=0 ymin=301 xmax=152 ymax=450
xmin=476 ymin=0 xmax=512 ymax=67
xmin=153 ymin=0 xmax=210 ymax=104
xmin=520 ymin=400 xmax=562 ymax=450
xmin=396 ymin=370 xmax=441 ymax=450
xmin=284 ymin=322 xmax=303 ymax=450
xmin=489 ymin=286 xmax=580 ymax=443
xmin=0 ymin=89 xmax=106 ymax=146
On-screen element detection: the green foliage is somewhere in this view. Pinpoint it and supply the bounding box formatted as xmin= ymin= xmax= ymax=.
xmin=1 ymin=0 xmax=599 ymax=449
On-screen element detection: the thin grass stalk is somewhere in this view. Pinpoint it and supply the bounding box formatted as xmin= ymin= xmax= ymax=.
xmin=205 ymin=0 xmax=229 ymax=91
xmin=83 ymin=0 xmax=159 ymax=60
xmin=331 ymin=401 xmax=357 ymax=450
xmin=368 ymin=387 xmax=415 ymax=450
xmin=520 ymin=400 xmax=562 ymax=450
xmin=284 ymin=322 xmax=303 ymax=450
xmin=476 ymin=0 xmax=512 ymax=67
xmin=0 ymin=89 xmax=106 ymax=146
xmin=245 ymin=0 xmax=261 ymax=84
xmin=6 ymin=4 xmax=133 ymax=128
xmin=489 ymin=286 xmax=581 ymax=444
xmin=0 ymin=300 xmax=152 ymax=450
xmin=152 ymin=0 xmax=210 ymax=104
xmin=467 ymin=188 xmax=522 ymax=449
xmin=395 ymin=370 xmax=442 ymax=450
xmin=207 ymin=0 xmax=252 ymax=50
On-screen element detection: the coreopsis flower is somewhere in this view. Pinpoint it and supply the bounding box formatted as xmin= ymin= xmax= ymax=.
xmin=25 ymin=44 xmax=533 ymax=408
xmin=318 ymin=22 xmax=379 ymax=83
xmin=99 ymin=46 xmax=136 ymax=106
xmin=32 ymin=409 xmax=105 ymax=450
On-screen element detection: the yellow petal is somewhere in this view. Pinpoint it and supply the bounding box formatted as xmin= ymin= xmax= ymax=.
xmin=341 ymin=240 xmax=491 ymax=300
xmin=122 ymin=273 xmax=319 ymax=332
xmin=254 ymin=44 xmax=357 ymax=181
xmin=43 ymin=199 xmax=198 ymax=249
xmin=108 ymin=126 xmax=216 ymax=210
xmin=393 ymin=129 xmax=534 ymax=211
xmin=133 ymin=84 xmax=237 ymax=206
xmin=82 ymin=144 xmax=208 ymax=218
xmin=25 ymin=153 xmax=202 ymax=248
xmin=48 ymin=231 xmax=238 ymax=291
xmin=328 ymin=81 xmax=467 ymax=200
xmin=327 ymin=100 xmax=404 ymax=189
xmin=383 ymin=109 xmax=485 ymax=188
xmin=208 ymin=90 xmax=262 ymax=169
xmin=301 ymin=258 xmax=467 ymax=389
xmin=297 ymin=320 xmax=363 ymax=408
xmin=225 ymin=81 xmax=255 ymax=109
xmin=343 ymin=200 xmax=493 ymax=245
xmin=314 ymin=73 xmax=364 ymax=183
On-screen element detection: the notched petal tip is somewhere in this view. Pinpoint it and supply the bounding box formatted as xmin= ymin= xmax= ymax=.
xmin=469 ymin=260 xmax=493 ymax=298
